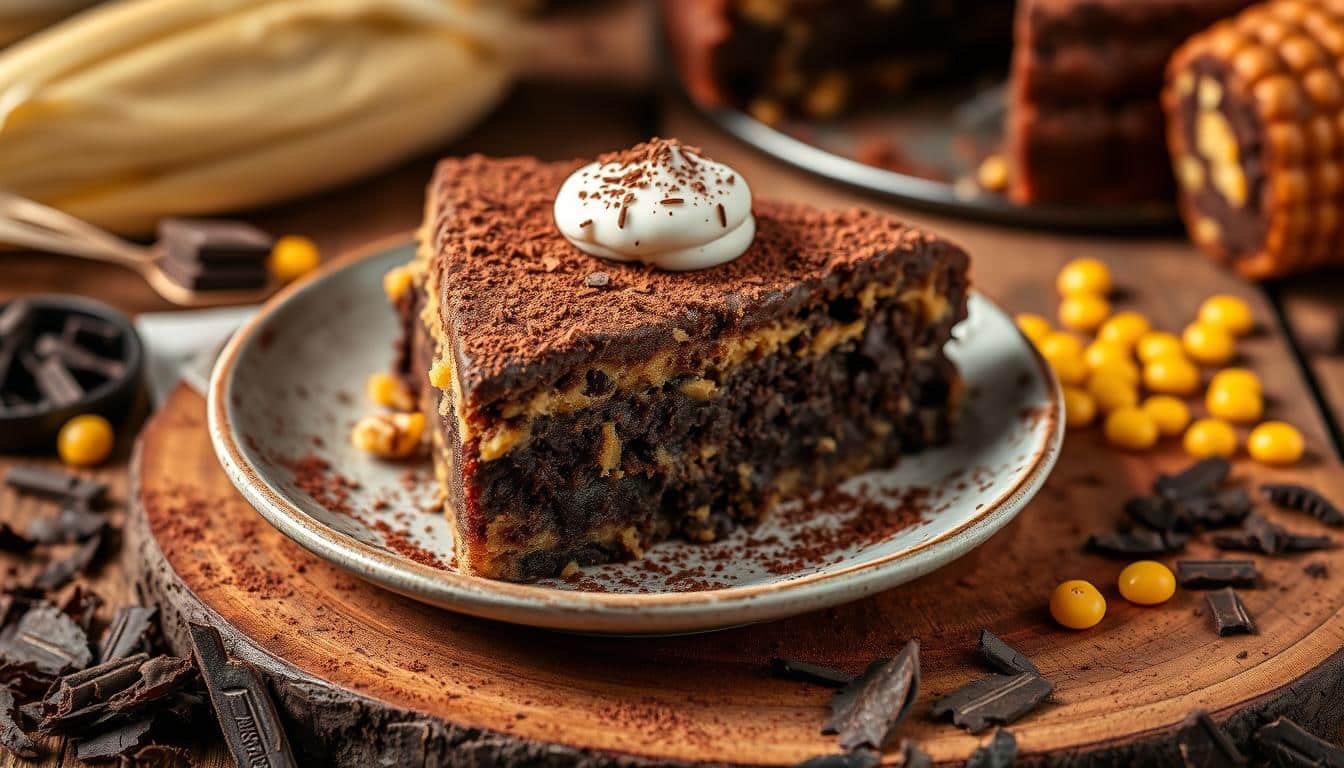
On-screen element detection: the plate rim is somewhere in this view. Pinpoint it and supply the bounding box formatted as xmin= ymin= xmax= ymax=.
xmin=208 ymin=237 xmax=1064 ymax=632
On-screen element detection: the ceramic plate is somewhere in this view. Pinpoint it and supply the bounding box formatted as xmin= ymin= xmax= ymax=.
xmin=209 ymin=241 xmax=1063 ymax=634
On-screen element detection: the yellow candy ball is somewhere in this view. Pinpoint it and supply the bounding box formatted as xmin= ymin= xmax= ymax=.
xmin=1184 ymin=418 xmax=1238 ymax=459
xmin=1016 ymin=313 xmax=1053 ymax=346
xmin=1085 ymin=340 xmax=1132 ymax=371
xmin=1137 ymin=331 xmax=1184 ymax=364
xmin=1046 ymin=350 xmax=1088 ymax=386
xmin=1142 ymin=395 xmax=1192 ymax=437
xmin=1118 ymin=561 xmax=1177 ymax=606
xmin=1050 ymin=580 xmax=1107 ymax=630
xmin=1057 ymin=258 xmax=1113 ymax=297
xmin=1088 ymin=374 xmax=1139 ymax=413
xmin=268 ymin=235 xmax=321 ymax=283
xmin=1059 ymin=293 xmax=1112 ymax=332
xmin=1143 ymin=355 xmax=1201 ymax=396
xmin=1206 ymin=385 xmax=1264 ymax=423
xmin=1182 ymin=322 xmax=1237 ymax=365
xmin=1063 ymin=387 xmax=1098 ymax=428
xmin=1040 ymin=332 xmax=1085 ymax=360
xmin=1104 ymin=407 xmax=1160 ymax=450
xmin=1198 ymin=295 xmax=1255 ymax=336
xmin=1091 ymin=359 xmax=1141 ymax=387
xmin=1247 ymin=421 xmax=1305 ymax=466
xmin=1097 ymin=311 xmax=1151 ymax=349
xmin=57 ymin=414 xmax=115 ymax=468
xmin=1210 ymin=368 xmax=1262 ymax=396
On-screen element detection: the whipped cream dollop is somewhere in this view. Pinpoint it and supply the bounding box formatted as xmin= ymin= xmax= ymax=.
xmin=553 ymin=138 xmax=754 ymax=271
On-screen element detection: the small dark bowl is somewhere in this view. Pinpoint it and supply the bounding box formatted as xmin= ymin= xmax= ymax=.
xmin=0 ymin=295 xmax=145 ymax=453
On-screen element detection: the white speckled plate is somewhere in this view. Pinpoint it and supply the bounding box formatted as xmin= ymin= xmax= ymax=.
xmin=209 ymin=240 xmax=1063 ymax=634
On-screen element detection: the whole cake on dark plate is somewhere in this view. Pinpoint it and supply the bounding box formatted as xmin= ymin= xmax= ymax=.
xmin=388 ymin=138 xmax=970 ymax=581
xmin=662 ymin=0 xmax=1254 ymax=206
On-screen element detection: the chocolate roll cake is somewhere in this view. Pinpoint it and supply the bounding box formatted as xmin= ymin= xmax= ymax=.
xmin=1165 ymin=0 xmax=1344 ymax=278
xmin=389 ymin=139 xmax=969 ymax=581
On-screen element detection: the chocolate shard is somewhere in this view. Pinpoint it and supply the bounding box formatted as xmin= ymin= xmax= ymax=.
xmin=1176 ymin=560 xmax=1259 ymax=589
xmin=977 ymin=630 xmax=1040 ymax=676
xmin=931 ymin=673 xmax=1053 ymax=734
xmin=1087 ymin=528 xmax=1187 ymax=558
xmin=900 ymin=741 xmax=933 ymax=768
xmin=41 ymin=653 xmax=149 ymax=729
xmin=72 ymin=717 xmax=153 ymax=761
xmin=0 ymin=602 xmax=91 ymax=676
xmin=1155 ymin=458 xmax=1231 ymax=501
xmin=34 ymin=334 xmax=126 ymax=380
xmin=104 ymin=656 xmax=196 ymax=714
xmin=61 ymin=315 xmax=121 ymax=348
xmin=188 ymin=622 xmax=297 ymax=768
xmin=1177 ymin=711 xmax=1246 ymax=767
xmin=0 ymin=300 xmax=33 ymax=343
xmin=1305 ymin=562 xmax=1329 ymax=579
xmin=21 ymin=351 xmax=82 ymax=406
xmin=1126 ymin=496 xmax=1181 ymax=531
xmin=0 ymin=686 xmax=40 ymax=759
xmin=771 ymin=658 xmax=852 ymax=688
xmin=34 ymin=534 xmax=102 ymax=591
xmin=4 ymin=466 xmax=107 ymax=507
xmin=795 ymin=748 xmax=880 ymax=768
xmin=1256 ymin=717 xmax=1344 ymax=767
xmin=157 ymin=218 xmax=273 ymax=265
xmin=1206 ymin=588 xmax=1256 ymax=636
xmin=823 ymin=640 xmax=920 ymax=750
xmin=122 ymin=743 xmax=190 ymax=767
xmin=26 ymin=503 xmax=107 ymax=545
xmin=1261 ymin=484 xmax=1344 ymax=526
xmin=58 ymin=585 xmax=103 ymax=633
xmin=966 ymin=730 xmax=1017 ymax=768
xmin=99 ymin=606 xmax=158 ymax=663
xmin=1177 ymin=488 xmax=1254 ymax=529
xmin=158 ymin=257 xmax=270 ymax=292
xmin=0 ymin=524 xmax=34 ymax=553
xmin=1212 ymin=514 xmax=1287 ymax=554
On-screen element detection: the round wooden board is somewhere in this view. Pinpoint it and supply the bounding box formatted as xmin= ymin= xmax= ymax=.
xmin=128 ymin=384 xmax=1344 ymax=767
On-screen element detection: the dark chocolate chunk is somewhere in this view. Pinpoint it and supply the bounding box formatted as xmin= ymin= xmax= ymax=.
xmin=1305 ymin=562 xmax=1329 ymax=579
xmin=34 ymin=534 xmax=101 ymax=591
xmin=0 ymin=524 xmax=34 ymax=553
xmin=966 ymin=730 xmax=1017 ymax=768
xmin=1206 ymin=588 xmax=1255 ymax=636
xmin=58 ymin=585 xmax=102 ymax=633
xmin=0 ymin=300 xmax=32 ymax=343
xmin=20 ymin=351 xmax=82 ymax=406
xmin=99 ymin=606 xmax=157 ymax=663
xmin=72 ymin=717 xmax=153 ymax=761
xmin=900 ymin=741 xmax=933 ymax=768
xmin=1261 ymin=483 xmax=1344 ymax=526
xmin=158 ymin=218 xmax=273 ymax=265
xmin=34 ymin=334 xmax=126 ymax=380
xmin=771 ymin=658 xmax=851 ymax=688
xmin=1212 ymin=515 xmax=1284 ymax=554
xmin=0 ymin=602 xmax=91 ymax=676
xmin=583 ymin=271 xmax=612 ymax=289
xmin=1126 ymin=496 xmax=1180 ymax=531
xmin=61 ymin=315 xmax=121 ymax=348
xmin=40 ymin=653 xmax=149 ymax=729
xmin=1087 ymin=528 xmax=1187 ymax=558
xmin=977 ymin=630 xmax=1039 ymax=676
xmin=189 ymin=622 xmax=297 ymax=768
xmin=1256 ymin=717 xmax=1344 ymax=767
xmin=1156 ymin=458 xmax=1230 ymax=500
xmin=931 ymin=673 xmax=1053 ymax=734
xmin=26 ymin=503 xmax=106 ymax=544
xmin=1176 ymin=560 xmax=1259 ymax=589
xmin=1177 ymin=710 xmax=1246 ymax=767
xmin=0 ymin=686 xmax=39 ymax=759
xmin=823 ymin=640 xmax=919 ymax=750
xmin=4 ymin=466 xmax=107 ymax=506
xmin=158 ymin=257 xmax=270 ymax=292
xmin=795 ymin=749 xmax=880 ymax=768
xmin=121 ymin=744 xmax=190 ymax=767
xmin=1178 ymin=489 xmax=1254 ymax=529
xmin=104 ymin=656 xmax=196 ymax=714
xmin=1285 ymin=533 xmax=1335 ymax=552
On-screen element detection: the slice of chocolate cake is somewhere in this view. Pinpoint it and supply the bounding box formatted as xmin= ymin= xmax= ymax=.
xmin=390 ymin=139 xmax=970 ymax=581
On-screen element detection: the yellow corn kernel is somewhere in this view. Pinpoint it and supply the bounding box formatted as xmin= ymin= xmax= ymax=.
xmin=1057 ymin=258 xmax=1112 ymax=297
xmin=1184 ymin=418 xmax=1238 ymax=458
xmin=351 ymin=412 xmax=424 ymax=458
xmin=1137 ymin=331 xmax=1184 ymax=364
xmin=1059 ymin=293 xmax=1111 ymax=332
xmin=1097 ymin=311 xmax=1151 ymax=349
xmin=1063 ymin=386 xmax=1098 ymax=428
xmin=367 ymin=372 xmax=415 ymax=412
xmin=1104 ymin=407 xmax=1160 ymax=450
xmin=1142 ymin=395 xmax=1191 ymax=437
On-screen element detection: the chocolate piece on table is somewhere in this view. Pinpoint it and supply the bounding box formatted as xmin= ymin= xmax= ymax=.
xmin=770 ymin=658 xmax=852 ymax=688
xmin=1126 ymin=496 xmax=1181 ymax=531
xmin=1261 ymin=483 xmax=1344 ymax=526
xmin=1165 ymin=0 xmax=1344 ymax=279
xmin=1212 ymin=515 xmax=1333 ymax=554
xmin=795 ymin=749 xmax=880 ymax=768
xmin=58 ymin=586 xmax=102 ymax=634
xmin=26 ymin=504 xmax=106 ymax=545
xmin=1206 ymin=588 xmax=1255 ymax=636
xmin=189 ymin=622 xmax=298 ymax=768
xmin=1304 ymin=562 xmax=1328 ymax=579
xmin=931 ymin=673 xmax=1053 ymax=734
xmin=0 ymin=602 xmax=91 ymax=676
xmin=977 ymin=629 xmax=1040 ymax=676
xmin=900 ymin=741 xmax=932 ymax=768
xmin=40 ymin=653 xmax=149 ymax=729
xmin=966 ymin=729 xmax=1017 ymax=768
xmin=72 ymin=718 xmax=154 ymax=762
xmin=1154 ymin=458 xmax=1231 ymax=501
xmin=158 ymin=218 xmax=273 ymax=265
xmin=34 ymin=334 xmax=126 ymax=380
xmin=1256 ymin=717 xmax=1344 ymax=766
xmin=1176 ymin=559 xmax=1259 ymax=589
xmin=1177 ymin=488 xmax=1253 ymax=529
xmin=0 ymin=686 xmax=40 ymax=760
xmin=1086 ymin=528 xmax=1187 ymax=558
xmin=4 ymin=466 xmax=107 ymax=507
xmin=33 ymin=534 xmax=101 ymax=591
xmin=20 ymin=351 xmax=82 ymax=407
xmin=157 ymin=256 xmax=270 ymax=292
xmin=1177 ymin=711 xmax=1246 ymax=767
xmin=98 ymin=606 xmax=158 ymax=663
xmin=823 ymin=640 xmax=920 ymax=750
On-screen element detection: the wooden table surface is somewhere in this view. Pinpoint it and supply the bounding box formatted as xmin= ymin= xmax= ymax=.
xmin=2 ymin=80 xmax=1343 ymax=766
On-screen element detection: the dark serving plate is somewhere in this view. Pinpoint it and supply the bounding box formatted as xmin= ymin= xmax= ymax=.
xmin=698 ymin=79 xmax=1182 ymax=234
xmin=0 ymin=295 xmax=145 ymax=453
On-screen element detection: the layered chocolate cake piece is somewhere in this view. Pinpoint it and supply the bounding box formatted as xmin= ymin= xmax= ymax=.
xmin=1164 ymin=0 xmax=1344 ymax=279
xmin=390 ymin=139 xmax=969 ymax=581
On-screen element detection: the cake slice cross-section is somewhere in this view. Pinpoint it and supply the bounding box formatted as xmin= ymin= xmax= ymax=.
xmin=390 ymin=140 xmax=970 ymax=581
